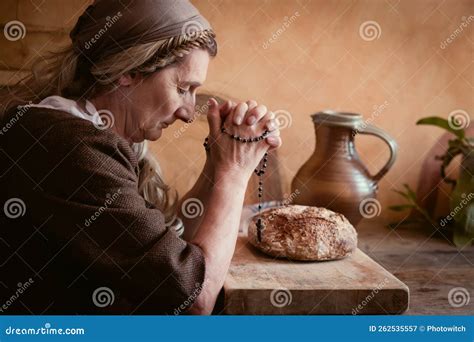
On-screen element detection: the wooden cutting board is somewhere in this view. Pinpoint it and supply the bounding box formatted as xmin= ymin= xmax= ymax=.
xmin=223 ymin=237 xmax=409 ymax=315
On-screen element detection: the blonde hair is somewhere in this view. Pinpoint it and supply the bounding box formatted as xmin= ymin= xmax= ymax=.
xmin=0 ymin=30 xmax=217 ymax=224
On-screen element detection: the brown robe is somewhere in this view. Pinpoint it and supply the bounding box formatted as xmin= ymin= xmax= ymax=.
xmin=0 ymin=107 xmax=205 ymax=314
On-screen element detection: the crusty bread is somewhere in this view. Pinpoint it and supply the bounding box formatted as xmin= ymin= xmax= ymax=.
xmin=248 ymin=205 xmax=357 ymax=261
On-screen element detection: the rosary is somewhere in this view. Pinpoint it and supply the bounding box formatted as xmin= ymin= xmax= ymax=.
xmin=203 ymin=125 xmax=269 ymax=242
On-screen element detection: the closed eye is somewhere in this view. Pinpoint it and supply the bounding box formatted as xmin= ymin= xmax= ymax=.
xmin=177 ymin=87 xmax=188 ymax=95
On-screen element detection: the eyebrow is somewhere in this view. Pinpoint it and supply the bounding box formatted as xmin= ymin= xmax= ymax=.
xmin=180 ymin=81 xmax=202 ymax=87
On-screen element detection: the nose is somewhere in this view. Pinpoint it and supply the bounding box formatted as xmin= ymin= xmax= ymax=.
xmin=175 ymin=106 xmax=194 ymax=122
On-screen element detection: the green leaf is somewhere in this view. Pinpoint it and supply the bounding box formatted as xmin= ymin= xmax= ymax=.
xmin=453 ymin=228 xmax=474 ymax=248
xmin=388 ymin=204 xmax=415 ymax=212
xmin=403 ymin=183 xmax=418 ymax=202
xmin=392 ymin=189 xmax=410 ymax=200
xmin=416 ymin=116 xmax=465 ymax=140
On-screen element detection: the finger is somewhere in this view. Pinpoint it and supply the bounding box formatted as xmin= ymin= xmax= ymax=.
xmin=266 ymin=136 xmax=282 ymax=149
xmin=206 ymin=98 xmax=221 ymax=135
xmin=231 ymin=102 xmax=249 ymax=125
xmin=246 ymin=100 xmax=258 ymax=111
xmin=219 ymin=100 xmax=235 ymax=118
xmin=265 ymin=119 xmax=279 ymax=132
xmin=245 ymin=104 xmax=267 ymax=126
xmin=266 ymin=128 xmax=280 ymax=137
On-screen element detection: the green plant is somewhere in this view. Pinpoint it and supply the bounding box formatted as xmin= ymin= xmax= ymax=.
xmin=389 ymin=115 xmax=473 ymax=247
xmin=388 ymin=184 xmax=438 ymax=229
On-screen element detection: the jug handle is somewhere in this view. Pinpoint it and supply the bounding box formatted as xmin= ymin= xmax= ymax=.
xmin=357 ymin=124 xmax=398 ymax=183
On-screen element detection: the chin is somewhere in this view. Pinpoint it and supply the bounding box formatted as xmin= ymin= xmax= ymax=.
xmin=144 ymin=128 xmax=163 ymax=141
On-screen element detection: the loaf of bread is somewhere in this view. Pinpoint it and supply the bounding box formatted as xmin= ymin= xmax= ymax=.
xmin=248 ymin=205 xmax=357 ymax=261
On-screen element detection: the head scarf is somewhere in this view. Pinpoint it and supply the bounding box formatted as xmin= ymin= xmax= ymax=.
xmin=70 ymin=0 xmax=212 ymax=61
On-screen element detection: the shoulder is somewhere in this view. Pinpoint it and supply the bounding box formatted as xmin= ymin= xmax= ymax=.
xmin=1 ymin=106 xmax=138 ymax=173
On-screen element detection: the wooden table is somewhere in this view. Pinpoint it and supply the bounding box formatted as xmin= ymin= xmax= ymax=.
xmin=221 ymin=217 xmax=473 ymax=315
xmin=356 ymin=218 xmax=474 ymax=315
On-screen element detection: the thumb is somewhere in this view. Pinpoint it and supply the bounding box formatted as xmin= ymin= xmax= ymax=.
xmin=207 ymin=98 xmax=221 ymax=135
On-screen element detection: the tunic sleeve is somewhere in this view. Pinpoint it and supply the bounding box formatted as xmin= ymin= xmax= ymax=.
xmin=1 ymin=110 xmax=205 ymax=314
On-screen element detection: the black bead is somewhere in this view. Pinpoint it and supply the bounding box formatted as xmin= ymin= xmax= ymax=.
xmin=263 ymin=163 xmax=267 ymax=168
xmin=258 ymin=194 xmax=262 ymax=198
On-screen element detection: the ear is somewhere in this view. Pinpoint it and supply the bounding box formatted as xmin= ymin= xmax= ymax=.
xmin=117 ymin=72 xmax=142 ymax=87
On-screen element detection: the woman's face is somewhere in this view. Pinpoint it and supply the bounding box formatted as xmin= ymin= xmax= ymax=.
xmin=117 ymin=48 xmax=210 ymax=143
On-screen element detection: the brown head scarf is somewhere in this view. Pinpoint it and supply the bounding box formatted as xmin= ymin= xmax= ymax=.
xmin=70 ymin=0 xmax=212 ymax=61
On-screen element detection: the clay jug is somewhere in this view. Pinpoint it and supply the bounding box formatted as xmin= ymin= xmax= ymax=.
xmin=291 ymin=111 xmax=398 ymax=226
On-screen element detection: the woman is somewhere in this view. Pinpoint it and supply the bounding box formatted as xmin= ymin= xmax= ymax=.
xmin=0 ymin=0 xmax=281 ymax=314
